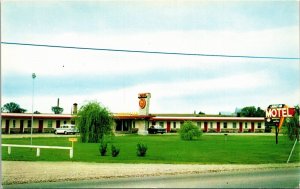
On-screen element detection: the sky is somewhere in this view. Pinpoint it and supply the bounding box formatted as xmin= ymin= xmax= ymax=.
xmin=1 ymin=0 xmax=300 ymax=114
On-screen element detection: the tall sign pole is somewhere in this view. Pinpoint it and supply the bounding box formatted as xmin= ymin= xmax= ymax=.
xmin=265 ymin=104 xmax=296 ymax=144
xmin=31 ymin=73 xmax=36 ymax=145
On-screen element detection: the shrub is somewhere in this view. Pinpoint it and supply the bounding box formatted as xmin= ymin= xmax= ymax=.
xmin=111 ymin=145 xmax=120 ymax=157
xmin=170 ymin=128 xmax=179 ymax=133
xmin=179 ymin=121 xmax=202 ymax=140
xmin=131 ymin=128 xmax=139 ymax=134
xmin=99 ymin=141 xmax=108 ymax=156
xmin=137 ymin=143 xmax=148 ymax=157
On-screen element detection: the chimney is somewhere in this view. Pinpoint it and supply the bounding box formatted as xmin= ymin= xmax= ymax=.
xmin=73 ymin=103 xmax=78 ymax=114
xmin=57 ymin=98 xmax=60 ymax=107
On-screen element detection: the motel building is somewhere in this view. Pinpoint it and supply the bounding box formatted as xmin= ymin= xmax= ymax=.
xmin=1 ymin=93 xmax=266 ymax=134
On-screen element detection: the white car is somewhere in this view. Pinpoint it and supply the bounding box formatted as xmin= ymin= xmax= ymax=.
xmin=54 ymin=124 xmax=79 ymax=135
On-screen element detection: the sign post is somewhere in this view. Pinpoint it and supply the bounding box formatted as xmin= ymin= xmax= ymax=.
xmin=265 ymin=104 xmax=296 ymax=144
xmin=68 ymin=138 xmax=78 ymax=158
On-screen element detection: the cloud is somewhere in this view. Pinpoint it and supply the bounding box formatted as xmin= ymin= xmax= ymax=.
xmin=2 ymin=26 xmax=299 ymax=114
xmin=3 ymin=26 xmax=298 ymax=77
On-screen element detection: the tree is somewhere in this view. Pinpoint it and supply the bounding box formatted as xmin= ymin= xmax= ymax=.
xmin=179 ymin=121 xmax=202 ymax=140
xmin=76 ymin=101 xmax=114 ymax=143
xmin=239 ymin=106 xmax=265 ymax=117
xmin=51 ymin=106 xmax=63 ymax=114
xmin=2 ymin=102 xmax=27 ymax=113
xmin=283 ymin=105 xmax=299 ymax=141
xmin=198 ymin=111 xmax=205 ymax=115
xmin=240 ymin=106 xmax=256 ymax=117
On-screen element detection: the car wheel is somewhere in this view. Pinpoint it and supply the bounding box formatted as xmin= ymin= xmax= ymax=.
xmin=64 ymin=131 xmax=68 ymax=135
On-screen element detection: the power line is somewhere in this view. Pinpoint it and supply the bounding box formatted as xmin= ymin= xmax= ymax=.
xmin=1 ymin=41 xmax=299 ymax=60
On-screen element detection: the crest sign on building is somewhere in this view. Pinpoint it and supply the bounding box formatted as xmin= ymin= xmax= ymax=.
xmin=138 ymin=93 xmax=151 ymax=116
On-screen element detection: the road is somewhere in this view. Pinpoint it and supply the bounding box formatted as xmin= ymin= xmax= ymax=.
xmin=4 ymin=167 xmax=299 ymax=188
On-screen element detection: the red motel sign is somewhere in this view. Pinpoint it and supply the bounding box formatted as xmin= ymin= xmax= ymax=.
xmin=265 ymin=104 xmax=296 ymax=129
xmin=266 ymin=107 xmax=296 ymax=118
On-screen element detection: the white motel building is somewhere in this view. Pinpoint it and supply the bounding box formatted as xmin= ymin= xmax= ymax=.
xmin=1 ymin=93 xmax=266 ymax=134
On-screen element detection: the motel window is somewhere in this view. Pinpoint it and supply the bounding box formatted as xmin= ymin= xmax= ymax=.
xmin=71 ymin=120 xmax=75 ymax=125
xmin=132 ymin=121 xmax=135 ymax=128
xmin=13 ymin=120 xmax=16 ymax=128
xmin=64 ymin=120 xmax=67 ymax=124
xmin=47 ymin=120 xmax=53 ymax=128
xmin=210 ymin=122 xmax=213 ymax=129
xmin=180 ymin=121 xmax=184 ymax=126
xmin=27 ymin=120 xmax=32 ymax=128
xmin=173 ymin=122 xmax=176 ymax=128
xmin=223 ymin=122 xmax=227 ymax=129
xmin=159 ymin=122 xmax=164 ymax=127
xmin=197 ymin=122 xmax=201 ymax=128
xmin=232 ymin=122 xmax=237 ymax=129
xmin=245 ymin=123 xmax=248 ymax=129
xmin=257 ymin=122 xmax=262 ymax=129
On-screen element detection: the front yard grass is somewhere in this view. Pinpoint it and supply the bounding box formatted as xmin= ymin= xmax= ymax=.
xmin=2 ymin=134 xmax=299 ymax=164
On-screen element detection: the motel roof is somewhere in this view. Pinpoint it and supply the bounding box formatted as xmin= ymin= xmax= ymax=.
xmin=1 ymin=113 xmax=73 ymax=119
xmin=1 ymin=112 xmax=264 ymax=122
xmin=150 ymin=116 xmax=264 ymax=122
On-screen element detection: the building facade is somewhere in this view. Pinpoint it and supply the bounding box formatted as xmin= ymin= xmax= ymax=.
xmin=1 ymin=113 xmax=265 ymax=134
xmin=1 ymin=93 xmax=266 ymax=134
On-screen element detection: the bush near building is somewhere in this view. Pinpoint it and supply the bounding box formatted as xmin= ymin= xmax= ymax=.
xmin=179 ymin=121 xmax=203 ymax=140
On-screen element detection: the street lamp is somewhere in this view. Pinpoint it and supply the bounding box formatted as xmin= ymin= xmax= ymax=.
xmin=31 ymin=73 xmax=36 ymax=145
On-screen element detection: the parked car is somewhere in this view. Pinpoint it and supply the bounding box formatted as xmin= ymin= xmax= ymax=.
xmin=54 ymin=124 xmax=79 ymax=135
xmin=148 ymin=125 xmax=166 ymax=134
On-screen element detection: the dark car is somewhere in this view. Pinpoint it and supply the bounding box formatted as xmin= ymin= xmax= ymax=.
xmin=148 ymin=125 xmax=166 ymax=134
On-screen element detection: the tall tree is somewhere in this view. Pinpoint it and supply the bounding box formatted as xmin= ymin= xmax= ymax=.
xmin=239 ymin=106 xmax=265 ymax=117
xmin=2 ymin=102 xmax=27 ymax=113
xmin=254 ymin=107 xmax=265 ymax=117
xmin=76 ymin=101 xmax=114 ymax=143
xmin=240 ymin=106 xmax=256 ymax=117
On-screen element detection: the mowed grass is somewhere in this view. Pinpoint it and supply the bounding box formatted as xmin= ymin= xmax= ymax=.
xmin=2 ymin=134 xmax=299 ymax=164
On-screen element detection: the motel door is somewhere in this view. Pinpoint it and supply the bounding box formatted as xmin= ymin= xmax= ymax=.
xmin=38 ymin=120 xmax=43 ymax=133
xmin=204 ymin=122 xmax=208 ymax=132
xmin=251 ymin=122 xmax=255 ymax=133
xmin=166 ymin=122 xmax=171 ymax=133
xmin=56 ymin=120 xmax=60 ymax=128
xmin=20 ymin=120 xmax=24 ymax=133
xmin=239 ymin=122 xmax=243 ymax=132
xmin=216 ymin=122 xmax=220 ymax=132
xmin=5 ymin=120 xmax=9 ymax=134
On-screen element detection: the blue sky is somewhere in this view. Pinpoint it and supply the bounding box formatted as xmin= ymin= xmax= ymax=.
xmin=2 ymin=0 xmax=299 ymax=114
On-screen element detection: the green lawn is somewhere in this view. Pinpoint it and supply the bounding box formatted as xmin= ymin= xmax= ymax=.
xmin=2 ymin=134 xmax=299 ymax=164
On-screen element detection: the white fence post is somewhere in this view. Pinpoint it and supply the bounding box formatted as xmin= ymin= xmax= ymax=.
xmin=70 ymin=148 xmax=73 ymax=159
xmin=8 ymin=146 xmax=11 ymax=155
xmin=36 ymin=148 xmax=40 ymax=157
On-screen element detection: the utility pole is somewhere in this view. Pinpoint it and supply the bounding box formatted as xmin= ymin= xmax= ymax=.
xmin=31 ymin=73 xmax=36 ymax=145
